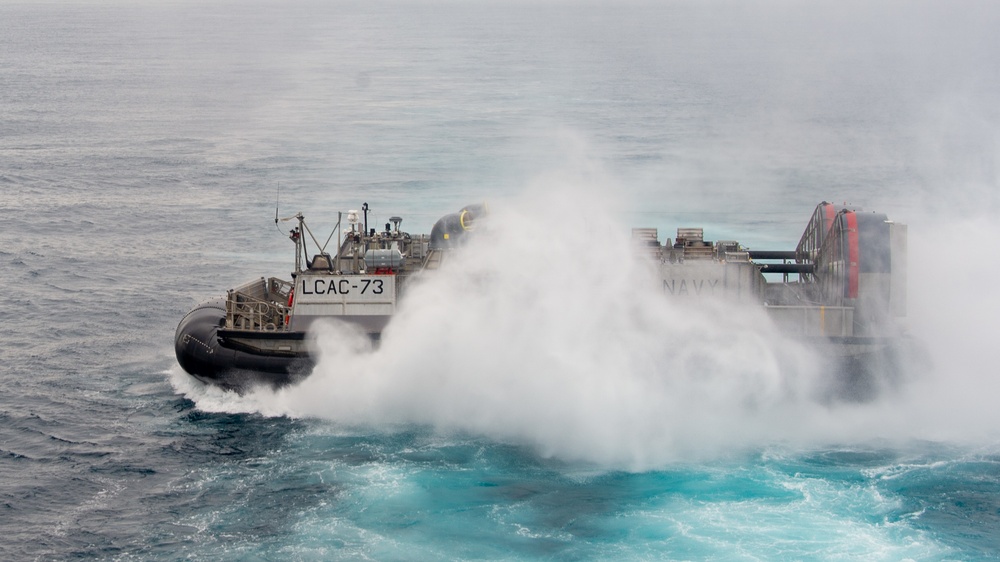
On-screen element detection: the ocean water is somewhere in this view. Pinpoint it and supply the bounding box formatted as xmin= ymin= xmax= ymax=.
xmin=3 ymin=0 xmax=1000 ymax=559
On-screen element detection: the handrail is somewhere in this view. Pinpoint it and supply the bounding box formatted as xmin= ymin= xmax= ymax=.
xmin=225 ymin=277 xmax=294 ymax=331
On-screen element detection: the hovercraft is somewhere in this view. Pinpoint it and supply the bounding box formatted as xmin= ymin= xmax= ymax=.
xmin=176 ymin=201 xmax=907 ymax=396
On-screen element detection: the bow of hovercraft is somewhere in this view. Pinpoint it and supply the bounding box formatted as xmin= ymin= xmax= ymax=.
xmin=174 ymin=297 xmax=310 ymax=390
xmin=174 ymin=204 xmax=476 ymax=390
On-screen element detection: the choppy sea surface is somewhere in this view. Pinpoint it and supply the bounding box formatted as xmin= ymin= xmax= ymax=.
xmin=3 ymin=1 xmax=1000 ymax=559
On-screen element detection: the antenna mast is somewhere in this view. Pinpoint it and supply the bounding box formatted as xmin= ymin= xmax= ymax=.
xmin=274 ymin=185 xmax=283 ymax=234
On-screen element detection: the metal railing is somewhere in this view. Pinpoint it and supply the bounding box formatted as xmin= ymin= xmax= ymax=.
xmin=225 ymin=277 xmax=294 ymax=331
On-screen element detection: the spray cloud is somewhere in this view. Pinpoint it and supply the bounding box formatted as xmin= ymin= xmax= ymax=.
xmin=198 ymin=167 xmax=876 ymax=469
xmin=173 ymin=156 xmax=1000 ymax=469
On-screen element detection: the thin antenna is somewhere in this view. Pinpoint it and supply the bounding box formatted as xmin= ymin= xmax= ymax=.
xmin=274 ymin=185 xmax=283 ymax=234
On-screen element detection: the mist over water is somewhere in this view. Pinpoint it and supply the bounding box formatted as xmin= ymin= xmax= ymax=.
xmin=304 ymin=183 xmax=824 ymax=468
xmin=172 ymin=169 xmax=962 ymax=470
xmin=892 ymin=213 xmax=1000 ymax=444
xmin=176 ymin=162 xmax=1000 ymax=470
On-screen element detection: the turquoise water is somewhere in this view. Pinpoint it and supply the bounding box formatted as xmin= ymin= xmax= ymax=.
xmin=143 ymin=419 xmax=993 ymax=560
xmin=146 ymin=414 xmax=1000 ymax=560
xmin=3 ymin=1 xmax=1000 ymax=559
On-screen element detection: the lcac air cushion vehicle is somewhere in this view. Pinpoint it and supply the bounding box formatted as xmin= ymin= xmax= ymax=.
xmin=176 ymin=201 xmax=907 ymax=397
